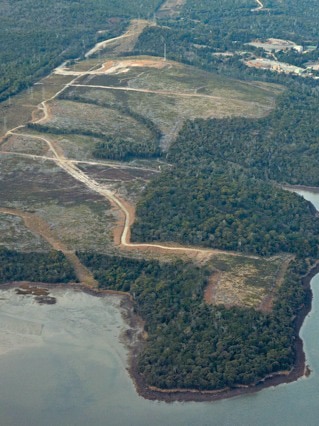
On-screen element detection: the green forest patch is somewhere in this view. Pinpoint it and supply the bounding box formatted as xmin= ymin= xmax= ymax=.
xmin=0 ymin=248 xmax=76 ymax=284
xmin=78 ymin=252 xmax=308 ymax=390
xmin=131 ymin=161 xmax=319 ymax=257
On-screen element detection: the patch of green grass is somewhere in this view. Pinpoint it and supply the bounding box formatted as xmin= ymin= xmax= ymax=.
xmin=37 ymin=203 xmax=114 ymax=253
xmin=42 ymin=99 xmax=156 ymax=143
xmin=0 ymin=213 xmax=51 ymax=252
xmin=64 ymin=57 xmax=280 ymax=149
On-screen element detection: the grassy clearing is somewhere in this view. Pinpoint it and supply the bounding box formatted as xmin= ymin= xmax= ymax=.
xmin=0 ymin=156 xmax=101 ymax=207
xmin=41 ymin=99 xmax=156 ymax=143
xmin=205 ymin=254 xmax=283 ymax=309
xmin=81 ymin=56 xmax=281 ymax=103
xmin=0 ymin=213 xmax=51 ymax=252
xmin=65 ymin=57 xmax=280 ymax=148
xmin=18 ymin=129 xmax=102 ymax=161
xmin=64 ymin=85 xmax=274 ymax=150
xmin=36 ymin=203 xmax=114 ymax=254
xmin=0 ymin=156 xmax=114 ymax=252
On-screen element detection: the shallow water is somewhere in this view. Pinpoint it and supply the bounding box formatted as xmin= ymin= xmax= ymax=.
xmin=1 ymin=189 xmax=319 ymax=425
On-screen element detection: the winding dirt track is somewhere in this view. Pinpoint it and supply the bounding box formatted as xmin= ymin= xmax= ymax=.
xmin=0 ymin=21 xmax=263 ymax=284
xmin=0 ymin=42 xmax=256 ymax=261
xmin=2 ymin=129 xmax=259 ymax=261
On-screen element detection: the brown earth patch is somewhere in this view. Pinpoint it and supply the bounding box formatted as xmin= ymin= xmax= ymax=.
xmin=204 ymin=271 xmax=222 ymax=304
xmin=100 ymin=58 xmax=170 ymax=74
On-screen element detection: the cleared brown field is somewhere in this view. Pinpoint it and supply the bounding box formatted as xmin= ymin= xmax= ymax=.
xmin=205 ymin=254 xmax=291 ymax=311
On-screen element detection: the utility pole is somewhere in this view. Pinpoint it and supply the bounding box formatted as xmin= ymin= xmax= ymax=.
xmin=29 ymin=87 xmax=34 ymax=100
xmin=161 ymin=36 xmax=167 ymax=61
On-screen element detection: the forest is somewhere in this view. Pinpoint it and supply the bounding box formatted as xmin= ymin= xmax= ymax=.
xmin=131 ymin=0 xmax=319 ymax=257
xmin=0 ymin=248 xmax=76 ymax=284
xmin=78 ymin=252 xmax=309 ymax=389
xmin=131 ymin=85 xmax=319 ymax=256
xmin=124 ymin=1 xmax=319 ymax=388
xmin=167 ymin=89 xmax=319 ymax=186
xmin=135 ymin=0 xmax=318 ymax=81
xmin=131 ymin=160 xmax=319 ymax=256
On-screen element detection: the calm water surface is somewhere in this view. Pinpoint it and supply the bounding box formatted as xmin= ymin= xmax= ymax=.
xmin=1 ymin=189 xmax=319 ymax=426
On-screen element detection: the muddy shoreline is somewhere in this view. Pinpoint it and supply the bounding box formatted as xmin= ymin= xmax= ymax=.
xmin=1 ymin=265 xmax=318 ymax=403
xmin=283 ymin=184 xmax=319 ymax=194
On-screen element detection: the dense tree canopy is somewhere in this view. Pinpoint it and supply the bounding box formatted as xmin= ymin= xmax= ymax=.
xmin=79 ymin=252 xmax=309 ymax=389
xmin=0 ymin=248 xmax=76 ymax=283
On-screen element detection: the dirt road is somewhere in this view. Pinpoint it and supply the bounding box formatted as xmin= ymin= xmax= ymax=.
xmin=0 ymin=18 xmax=262 ymax=275
xmin=85 ymin=19 xmax=152 ymax=58
xmin=0 ymin=208 xmax=98 ymax=287
xmin=1 ymin=128 xmax=259 ymax=261
xmin=70 ymin=83 xmax=255 ymax=104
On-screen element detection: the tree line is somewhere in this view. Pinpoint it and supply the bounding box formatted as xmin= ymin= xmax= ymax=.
xmin=78 ymin=252 xmax=309 ymax=390
xmin=0 ymin=248 xmax=76 ymax=284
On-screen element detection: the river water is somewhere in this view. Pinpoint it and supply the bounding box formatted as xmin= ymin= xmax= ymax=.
xmin=0 ymin=190 xmax=319 ymax=426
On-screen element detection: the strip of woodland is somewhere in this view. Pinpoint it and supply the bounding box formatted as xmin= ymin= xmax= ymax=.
xmin=0 ymin=248 xmax=76 ymax=284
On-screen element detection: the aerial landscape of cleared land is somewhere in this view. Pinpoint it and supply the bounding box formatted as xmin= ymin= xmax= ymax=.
xmin=1 ymin=0 xmax=319 ymax=403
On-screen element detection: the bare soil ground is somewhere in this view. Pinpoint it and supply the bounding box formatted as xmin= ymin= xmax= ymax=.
xmin=99 ymin=57 xmax=170 ymax=74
